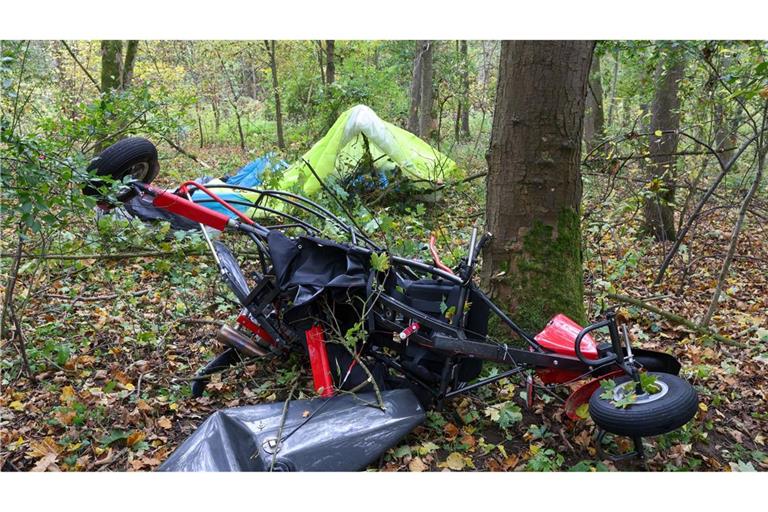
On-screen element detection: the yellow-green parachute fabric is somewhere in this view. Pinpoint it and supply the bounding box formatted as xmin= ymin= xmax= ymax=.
xmin=279 ymin=105 xmax=461 ymax=196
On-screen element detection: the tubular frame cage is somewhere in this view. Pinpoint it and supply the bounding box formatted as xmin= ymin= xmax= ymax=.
xmin=147 ymin=180 xmax=647 ymax=406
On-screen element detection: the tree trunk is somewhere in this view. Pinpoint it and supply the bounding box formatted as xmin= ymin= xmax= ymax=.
xmin=482 ymin=40 xmax=594 ymax=332
xmin=459 ymin=40 xmax=471 ymax=139
xmin=122 ymin=40 xmax=139 ymax=88
xmin=643 ymin=49 xmax=685 ymax=242
xmin=407 ymin=41 xmax=425 ymax=134
xmin=583 ymin=53 xmax=605 ymax=152
xmin=606 ymin=47 xmax=620 ymax=127
xmin=315 ymin=41 xmax=326 ymax=84
xmin=325 ymin=40 xmax=336 ymax=85
xmin=100 ymin=40 xmax=123 ymax=91
xmin=418 ymin=41 xmax=434 ymax=139
xmin=265 ymin=40 xmax=285 ymax=150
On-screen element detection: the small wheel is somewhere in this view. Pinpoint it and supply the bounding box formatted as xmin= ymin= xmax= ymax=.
xmin=588 ymin=372 xmax=698 ymax=437
xmin=83 ymin=137 xmax=160 ymax=201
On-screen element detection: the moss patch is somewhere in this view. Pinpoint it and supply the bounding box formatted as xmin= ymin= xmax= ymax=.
xmin=496 ymin=208 xmax=585 ymax=333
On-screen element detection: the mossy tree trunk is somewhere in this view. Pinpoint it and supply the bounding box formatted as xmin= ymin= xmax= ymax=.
xmin=643 ymin=47 xmax=685 ymax=242
xmin=482 ymin=40 xmax=594 ymax=332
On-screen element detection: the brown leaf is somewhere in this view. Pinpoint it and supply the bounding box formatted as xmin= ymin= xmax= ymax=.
xmin=157 ymin=416 xmax=172 ymax=430
xmin=443 ymin=422 xmax=459 ymax=441
xmin=408 ymin=457 xmax=428 ymax=472
xmin=126 ymin=431 xmax=146 ymax=447
xmin=31 ymin=453 xmax=59 ymax=472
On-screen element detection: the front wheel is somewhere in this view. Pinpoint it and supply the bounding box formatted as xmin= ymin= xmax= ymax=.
xmin=83 ymin=137 xmax=160 ymax=201
xmin=588 ymin=372 xmax=698 ymax=437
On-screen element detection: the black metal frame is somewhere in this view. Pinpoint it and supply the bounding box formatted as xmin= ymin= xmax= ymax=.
xmin=146 ymin=182 xmax=639 ymax=402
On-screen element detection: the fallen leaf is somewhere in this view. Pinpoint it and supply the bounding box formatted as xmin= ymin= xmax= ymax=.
xmin=9 ymin=400 xmax=24 ymax=411
xmin=60 ymin=385 xmax=76 ymax=404
xmin=31 ymin=453 xmax=58 ymax=472
xmin=126 ymin=431 xmax=146 ymax=447
xmin=443 ymin=422 xmax=459 ymax=441
xmin=408 ymin=457 xmax=428 ymax=472
xmin=157 ymin=416 xmax=172 ymax=430
xmin=445 ymin=452 xmax=466 ymax=471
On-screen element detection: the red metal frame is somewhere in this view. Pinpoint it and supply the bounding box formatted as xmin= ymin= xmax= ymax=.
xmin=563 ymin=369 xmax=625 ymax=420
xmin=236 ymin=311 xmax=277 ymax=348
xmin=305 ymin=325 xmax=334 ymax=398
xmin=149 ymin=187 xmax=232 ymax=231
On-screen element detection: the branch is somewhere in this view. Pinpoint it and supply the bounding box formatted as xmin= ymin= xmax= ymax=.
xmin=604 ymin=293 xmax=746 ymax=348
xmin=60 ymin=41 xmax=100 ymax=91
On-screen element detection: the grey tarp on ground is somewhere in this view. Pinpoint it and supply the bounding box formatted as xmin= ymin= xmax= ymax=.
xmin=158 ymin=389 xmax=424 ymax=471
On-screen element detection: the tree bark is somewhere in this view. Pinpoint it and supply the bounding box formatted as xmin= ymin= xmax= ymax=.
xmin=583 ymin=53 xmax=605 ymax=152
xmin=459 ymin=40 xmax=470 ymax=139
xmin=122 ymin=40 xmax=139 ymax=88
xmin=315 ymin=41 xmax=326 ymax=84
xmin=418 ymin=41 xmax=434 ymax=139
xmin=100 ymin=40 xmax=123 ymax=92
xmin=325 ymin=40 xmax=336 ymax=85
xmin=482 ymin=40 xmax=594 ymax=332
xmin=407 ymin=41 xmax=425 ymax=134
xmin=643 ymin=48 xmax=685 ymax=242
xmin=265 ymin=40 xmax=285 ymax=150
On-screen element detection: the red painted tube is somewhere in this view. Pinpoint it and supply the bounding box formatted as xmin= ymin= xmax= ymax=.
xmin=305 ymin=325 xmax=334 ymax=398
xmin=236 ymin=311 xmax=277 ymax=348
xmin=150 ymin=187 xmax=231 ymax=231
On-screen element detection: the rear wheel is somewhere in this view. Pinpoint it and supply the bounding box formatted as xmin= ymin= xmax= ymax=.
xmin=83 ymin=137 xmax=160 ymax=201
xmin=588 ymin=372 xmax=698 ymax=437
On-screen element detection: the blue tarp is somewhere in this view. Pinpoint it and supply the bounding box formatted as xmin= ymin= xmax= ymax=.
xmin=189 ymin=154 xmax=288 ymax=217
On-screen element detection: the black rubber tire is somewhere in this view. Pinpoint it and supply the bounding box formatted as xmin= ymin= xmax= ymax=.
xmin=83 ymin=137 xmax=160 ymax=201
xmin=588 ymin=372 xmax=699 ymax=437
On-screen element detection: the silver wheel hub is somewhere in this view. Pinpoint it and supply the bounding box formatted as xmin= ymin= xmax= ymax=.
xmin=613 ymin=378 xmax=669 ymax=405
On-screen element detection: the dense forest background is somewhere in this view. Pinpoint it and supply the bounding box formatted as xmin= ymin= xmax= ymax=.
xmin=1 ymin=40 xmax=767 ymax=472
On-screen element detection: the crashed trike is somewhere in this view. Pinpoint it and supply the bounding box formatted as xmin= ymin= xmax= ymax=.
xmin=86 ymin=138 xmax=699 ymax=471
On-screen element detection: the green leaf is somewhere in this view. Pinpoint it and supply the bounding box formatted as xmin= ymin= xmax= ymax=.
xmin=370 ymin=252 xmax=390 ymax=273
xmin=654 ymin=130 xmax=663 ymax=137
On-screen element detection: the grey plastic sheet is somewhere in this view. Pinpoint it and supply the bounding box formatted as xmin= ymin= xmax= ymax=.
xmin=159 ymin=389 xmax=424 ymax=472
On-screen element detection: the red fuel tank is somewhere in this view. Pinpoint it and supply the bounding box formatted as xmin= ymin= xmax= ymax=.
xmin=534 ymin=313 xmax=598 ymax=360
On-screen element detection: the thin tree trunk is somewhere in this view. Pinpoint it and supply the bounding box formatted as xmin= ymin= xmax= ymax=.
xmin=700 ymin=143 xmax=766 ymax=328
xmin=654 ymin=133 xmax=758 ymax=284
xmin=643 ymin=49 xmax=685 ymax=242
xmin=407 ymin=41 xmax=425 ymax=134
xmin=606 ymin=47 xmax=620 ymax=127
xmin=315 ymin=41 xmax=326 ymax=84
xmin=325 ymin=40 xmax=335 ymax=85
xmin=482 ymin=40 xmax=594 ymax=331
xmin=122 ymin=40 xmax=139 ymax=88
xmin=418 ymin=41 xmax=434 ymax=139
xmin=459 ymin=40 xmax=470 ymax=139
xmin=265 ymin=40 xmax=285 ymax=150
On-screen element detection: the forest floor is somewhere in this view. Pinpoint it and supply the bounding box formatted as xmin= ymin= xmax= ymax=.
xmin=1 ymin=149 xmax=767 ymax=472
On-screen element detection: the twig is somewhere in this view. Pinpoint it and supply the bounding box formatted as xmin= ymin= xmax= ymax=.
xmin=1 ymin=232 xmax=31 ymax=378
xmin=44 ymin=289 xmax=149 ymax=302
xmin=177 ymin=318 xmax=224 ymax=327
xmin=60 ymin=41 xmax=100 ymax=91
xmin=160 ymin=136 xmax=211 ymax=169
xmin=604 ymin=292 xmax=747 ymax=348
